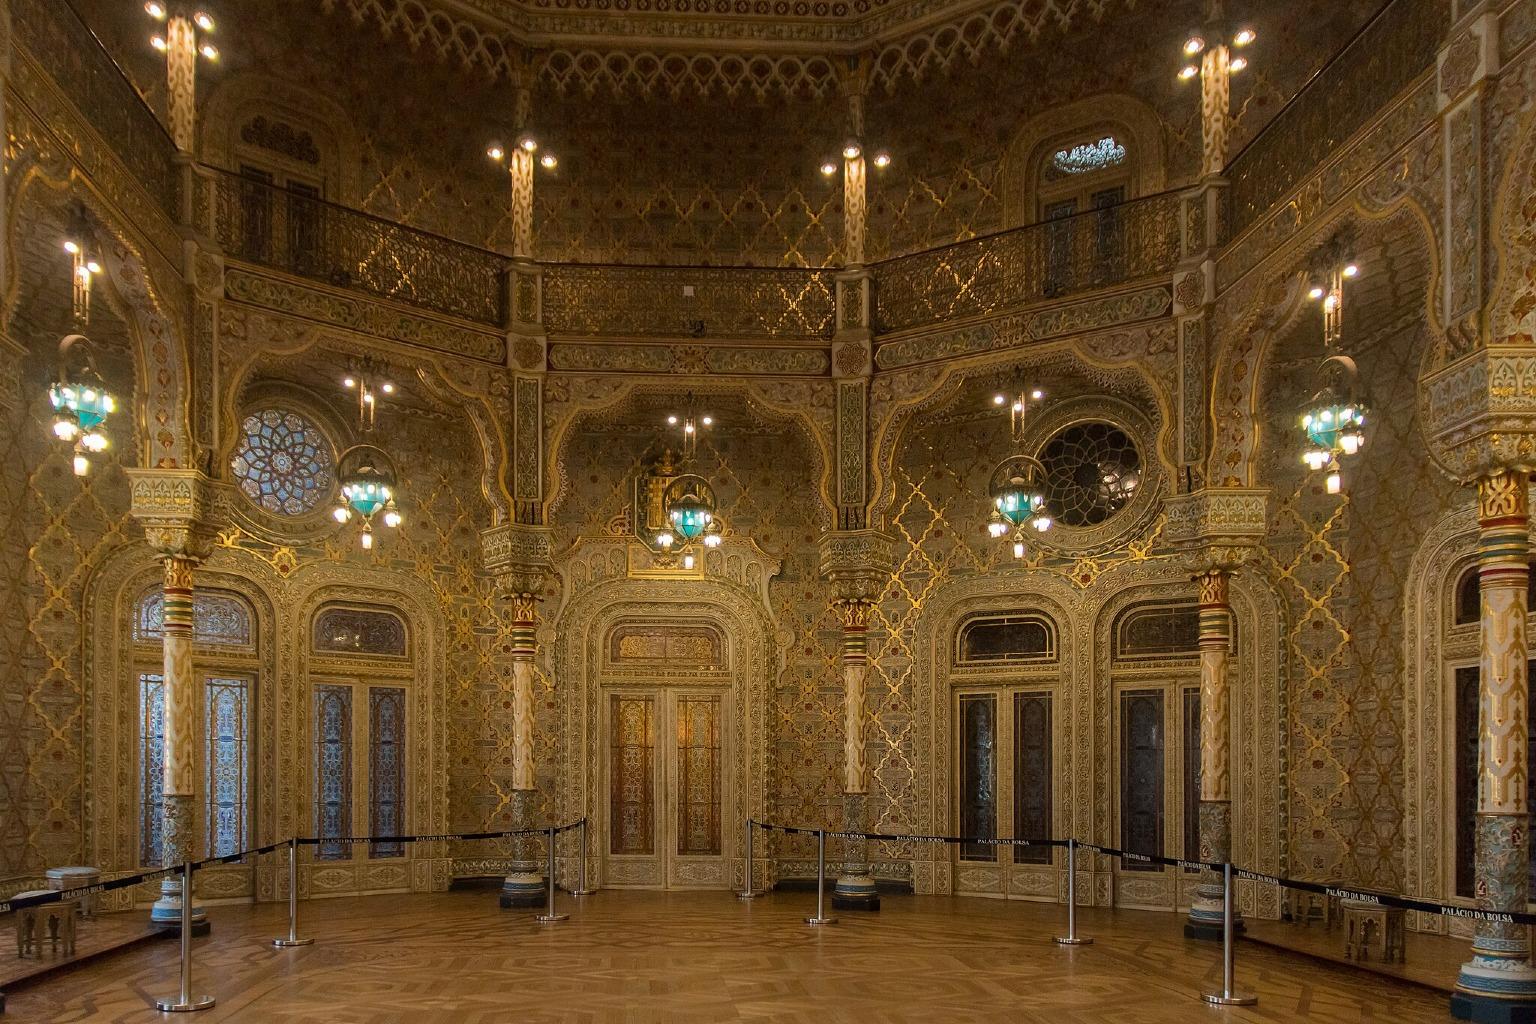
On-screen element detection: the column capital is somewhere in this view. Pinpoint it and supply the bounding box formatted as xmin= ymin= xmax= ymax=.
xmin=127 ymin=468 xmax=227 ymax=559
xmin=481 ymin=522 xmax=553 ymax=594
xmin=1163 ymin=487 xmax=1268 ymax=574
xmin=1423 ymin=346 xmax=1536 ymax=481
xmin=819 ymin=529 xmax=893 ymax=602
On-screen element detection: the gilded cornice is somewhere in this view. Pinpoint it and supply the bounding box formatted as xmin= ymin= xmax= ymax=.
xmin=127 ymin=468 xmax=231 ymax=558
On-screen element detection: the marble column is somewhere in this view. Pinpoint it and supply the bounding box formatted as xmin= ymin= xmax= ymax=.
xmin=151 ymin=554 xmax=208 ymax=933
xmin=1453 ymin=470 xmax=1536 ymax=1022
xmin=833 ymin=598 xmax=878 ymax=910
xmin=1185 ymin=568 xmax=1237 ymax=939
xmin=501 ymin=592 xmax=546 ymax=908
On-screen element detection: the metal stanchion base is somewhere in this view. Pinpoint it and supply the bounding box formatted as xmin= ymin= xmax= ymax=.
xmin=803 ymin=916 xmax=837 ymax=926
xmin=271 ymin=937 xmax=313 ymax=947
xmin=1054 ymin=935 xmax=1093 ymax=946
xmin=568 ymin=889 xmax=596 ymax=897
xmin=153 ymin=995 xmax=216 ymax=1012
xmin=535 ymin=913 xmax=569 ymax=923
xmin=736 ymin=889 xmax=762 ymax=900
xmin=1201 ymin=992 xmax=1257 ymax=1006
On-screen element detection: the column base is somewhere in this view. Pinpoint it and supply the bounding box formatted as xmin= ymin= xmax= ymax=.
xmin=499 ymin=868 xmax=546 ymax=909
xmin=1452 ymin=993 xmax=1536 ymax=1023
xmin=831 ymin=873 xmax=880 ymax=911
xmin=150 ymin=882 xmax=210 ymax=936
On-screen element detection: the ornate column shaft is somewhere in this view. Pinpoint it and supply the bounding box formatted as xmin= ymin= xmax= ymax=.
xmin=1453 ymin=471 xmax=1536 ymax=1020
xmin=1199 ymin=42 xmax=1231 ymax=178
xmin=1185 ymin=567 xmax=1237 ymax=938
xmin=842 ymin=152 xmax=866 ymax=267
xmin=508 ymin=147 xmax=535 ymax=261
xmin=165 ymin=14 xmax=197 ymax=152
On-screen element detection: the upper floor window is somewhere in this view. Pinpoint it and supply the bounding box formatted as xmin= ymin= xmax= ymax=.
xmin=1452 ymin=564 xmax=1536 ymax=627
xmin=135 ymin=588 xmax=254 ymax=648
xmin=313 ymin=606 xmax=408 ymax=657
xmin=955 ymin=614 xmax=1057 ymax=665
xmin=232 ymin=407 xmax=337 ymax=517
xmin=1114 ymin=602 xmax=1200 ymax=660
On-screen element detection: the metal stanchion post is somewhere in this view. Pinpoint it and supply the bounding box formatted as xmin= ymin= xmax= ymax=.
xmin=737 ymin=819 xmax=761 ymax=900
xmin=273 ymin=838 xmax=313 ymax=948
xmin=153 ymin=860 xmax=215 ymax=1012
xmin=536 ymin=826 xmax=569 ymax=923
xmin=1054 ymin=837 xmax=1092 ymax=946
xmin=803 ymin=829 xmax=837 ymax=926
xmin=1201 ymin=862 xmax=1256 ymax=1006
xmin=570 ymin=821 xmax=595 ymax=897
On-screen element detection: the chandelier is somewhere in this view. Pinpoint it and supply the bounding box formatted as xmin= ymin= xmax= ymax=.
xmin=645 ymin=399 xmax=725 ymax=568
xmin=1298 ymin=239 xmax=1367 ymax=495
xmin=49 ymin=208 xmax=116 ymax=477
xmin=985 ymin=386 xmax=1052 ymax=559
xmin=332 ymin=444 xmax=402 ymax=550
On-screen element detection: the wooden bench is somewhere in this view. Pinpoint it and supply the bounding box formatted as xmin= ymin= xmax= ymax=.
xmin=13 ymin=892 xmax=78 ymax=958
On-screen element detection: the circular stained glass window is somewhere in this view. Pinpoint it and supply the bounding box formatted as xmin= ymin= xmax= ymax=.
xmin=1039 ymin=422 xmax=1141 ymax=528
xmin=232 ymin=408 xmax=336 ymax=516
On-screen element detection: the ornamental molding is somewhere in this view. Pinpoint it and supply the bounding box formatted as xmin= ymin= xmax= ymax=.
xmin=127 ymin=469 xmax=232 ymax=558
xmin=817 ymin=529 xmax=894 ymax=601
xmin=547 ymin=341 xmax=830 ymax=376
xmin=1421 ymin=345 xmax=1536 ymax=480
xmin=481 ymin=523 xmax=556 ymax=593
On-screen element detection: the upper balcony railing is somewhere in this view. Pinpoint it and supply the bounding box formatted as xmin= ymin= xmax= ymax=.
xmin=1225 ymin=0 xmax=1447 ymax=237
xmin=871 ymin=191 xmax=1183 ymax=334
xmin=14 ymin=0 xmax=180 ymax=218
xmin=204 ymin=167 xmax=507 ymax=325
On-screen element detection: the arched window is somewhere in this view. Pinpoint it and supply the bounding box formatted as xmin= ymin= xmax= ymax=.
xmin=135 ymin=588 xmax=257 ymax=865
xmin=313 ymin=606 xmax=408 ymax=657
xmin=1037 ymin=132 xmax=1131 ymax=295
xmin=231 ymin=407 xmax=337 ymax=516
xmin=1113 ymin=602 xmax=1199 ymax=660
xmin=956 ymin=614 xmax=1057 ymax=665
xmin=1452 ymin=564 xmax=1536 ymax=626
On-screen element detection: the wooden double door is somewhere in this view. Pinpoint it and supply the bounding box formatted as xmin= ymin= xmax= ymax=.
xmin=604 ymin=687 xmax=730 ymax=889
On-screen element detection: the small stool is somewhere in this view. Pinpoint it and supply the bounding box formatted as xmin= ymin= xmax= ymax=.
xmin=1342 ymin=900 xmax=1405 ymax=963
xmin=1291 ymin=890 xmax=1328 ymax=927
xmin=46 ymin=866 xmax=100 ymax=918
xmin=13 ymin=893 xmax=78 ymax=958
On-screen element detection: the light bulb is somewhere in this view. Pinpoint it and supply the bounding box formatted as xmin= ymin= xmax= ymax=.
xmin=821 ymin=161 xmax=837 ymax=176
xmin=872 ymin=151 xmax=891 ymax=169
xmin=993 ymin=394 xmax=1006 ymax=406
xmin=145 ymin=1 xmax=167 ymax=18
xmin=540 ymin=154 xmax=558 ymax=169
xmin=343 ymin=377 xmax=356 ymax=388
xmin=684 ymin=423 xmax=694 ymax=434
xmin=382 ymin=382 xmax=395 ymax=393
xmin=487 ymin=143 xmax=505 ymax=161
xmin=667 ymin=415 xmax=678 ymax=425
xmin=63 ymin=239 xmax=80 ymax=255
xmin=151 ymin=34 xmax=168 ymax=51
xmin=1012 ymin=401 xmax=1024 ymax=413
xmin=1179 ymin=64 xmax=1199 ymax=80
xmin=1013 ymin=541 xmax=1026 ymax=560
xmin=702 ymin=416 xmax=713 ymax=426
xmin=73 ymin=454 xmax=90 ymax=476
xmin=519 ymin=135 xmax=538 ymax=152
xmin=988 ymin=521 xmax=1006 ymax=539
xmin=86 ymin=260 xmax=102 ymax=275
xmin=1343 ymin=264 xmax=1359 ymax=278
xmin=1309 ymin=286 xmax=1325 ymax=300
xmin=1325 ymin=471 xmax=1342 ymax=495
xmin=1034 ymin=516 xmax=1052 ymax=532
xmin=1233 ymin=27 xmax=1255 ymax=46
xmin=1031 ymin=389 xmax=1043 ymax=400
xmin=1229 ymin=56 xmax=1247 ymax=73
xmin=683 ymin=554 xmax=696 ymax=570
xmin=1340 ymin=433 xmax=1362 ymax=455
xmin=333 ymin=506 xmax=351 ymax=523
xmin=194 ymin=11 xmax=215 ymax=31
xmin=842 ymin=141 xmax=861 ymax=160
xmin=657 ymin=532 xmax=674 ymax=549
xmin=704 ymin=533 xmax=722 ymax=548
xmin=384 ymin=509 xmax=402 ymax=528
xmin=199 ymin=43 xmax=218 ymax=60
xmin=53 ymin=418 xmax=78 ymax=441
xmin=82 ymin=431 xmax=108 ymax=452
xmin=1183 ymin=35 xmax=1205 ymax=56
xmin=361 ymin=531 xmax=374 ymax=550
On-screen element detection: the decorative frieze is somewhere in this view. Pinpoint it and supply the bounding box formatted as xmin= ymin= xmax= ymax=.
xmin=1423 ymin=346 xmax=1536 ymax=480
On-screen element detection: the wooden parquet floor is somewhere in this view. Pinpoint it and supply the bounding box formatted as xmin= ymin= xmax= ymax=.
xmin=3 ymin=889 xmax=1457 ymax=1022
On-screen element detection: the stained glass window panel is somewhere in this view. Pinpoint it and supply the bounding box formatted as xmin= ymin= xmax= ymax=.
xmin=135 ymin=589 xmax=254 ymax=647
xmin=1040 ymin=423 xmax=1141 ymax=528
xmin=1115 ymin=603 xmax=1200 ymax=660
xmin=206 ymin=677 xmax=250 ymax=858
xmin=1120 ymin=690 xmax=1164 ymax=871
xmin=313 ymin=607 xmax=407 ymax=657
xmin=1012 ymin=693 xmax=1052 ymax=864
xmin=231 ymin=407 xmax=335 ymax=516
xmin=140 ymin=673 xmax=166 ymax=867
xmin=610 ymin=695 xmax=655 ymax=856
xmin=369 ymin=687 xmax=406 ymax=858
xmin=315 ymin=685 xmax=353 ymax=861
xmin=959 ymin=695 xmax=997 ymax=861
xmin=676 ymin=695 xmax=722 ymax=857
xmin=958 ymin=616 xmax=1055 ymax=664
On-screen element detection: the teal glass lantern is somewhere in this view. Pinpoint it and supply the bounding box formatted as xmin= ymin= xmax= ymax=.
xmin=48 ymin=335 xmax=116 ymax=476
xmin=1300 ymin=401 xmax=1366 ymax=456
xmin=664 ymin=474 xmax=716 ymax=542
xmin=333 ymin=444 xmax=402 ymax=549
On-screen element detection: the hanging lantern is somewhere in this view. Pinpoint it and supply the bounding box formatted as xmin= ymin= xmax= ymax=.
xmin=988 ymin=453 xmax=1053 ymax=558
xmin=49 ymin=335 xmax=117 ymax=476
xmin=333 ymin=443 xmax=402 ymax=549
xmin=1298 ymin=355 xmax=1368 ymax=496
xmin=664 ymin=473 xmax=718 ymax=543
